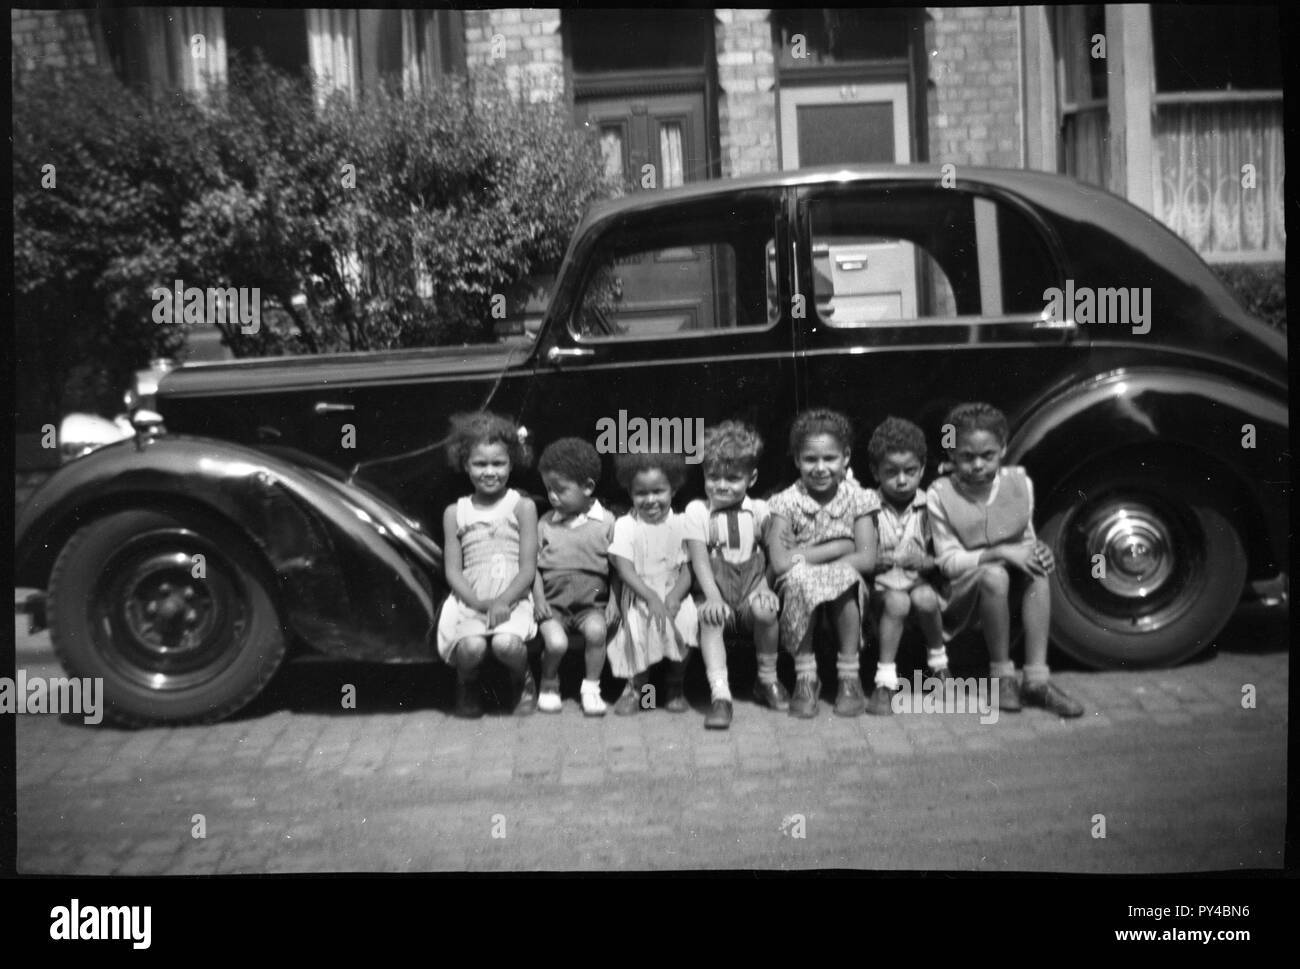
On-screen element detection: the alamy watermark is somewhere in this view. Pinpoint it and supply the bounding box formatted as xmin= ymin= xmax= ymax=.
xmin=1042 ymin=280 xmax=1151 ymax=335
xmin=50 ymin=899 xmax=151 ymax=949
xmin=891 ymin=671 xmax=1000 ymax=724
xmin=594 ymin=409 xmax=705 ymax=465
xmin=1 ymin=670 xmax=103 ymax=725
xmin=152 ymin=279 xmax=261 ymax=334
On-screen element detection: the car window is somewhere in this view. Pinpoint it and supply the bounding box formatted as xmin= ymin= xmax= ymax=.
xmin=808 ymin=188 xmax=1056 ymax=326
xmin=572 ymin=198 xmax=779 ymax=339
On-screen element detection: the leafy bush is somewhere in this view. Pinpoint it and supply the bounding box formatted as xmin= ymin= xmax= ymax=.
xmin=13 ymin=62 xmax=611 ymax=427
xmin=1211 ymin=263 xmax=1286 ymax=332
xmin=14 ymin=69 xmax=194 ymax=427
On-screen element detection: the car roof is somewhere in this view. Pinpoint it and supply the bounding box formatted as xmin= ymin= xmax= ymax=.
xmin=574 ymin=163 xmax=1243 ymax=321
xmin=570 ymin=164 xmax=1284 ymax=370
xmin=578 ymin=163 xmax=1125 ymax=228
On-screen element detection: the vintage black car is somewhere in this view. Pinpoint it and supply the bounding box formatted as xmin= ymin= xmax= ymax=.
xmin=16 ymin=165 xmax=1289 ymax=725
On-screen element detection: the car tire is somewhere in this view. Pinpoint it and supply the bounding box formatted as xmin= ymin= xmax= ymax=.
xmin=48 ymin=508 xmax=287 ymax=726
xmin=1038 ymin=464 xmax=1247 ymax=669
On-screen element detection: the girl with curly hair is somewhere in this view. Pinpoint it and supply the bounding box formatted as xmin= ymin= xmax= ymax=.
xmin=435 ymin=411 xmax=539 ymax=718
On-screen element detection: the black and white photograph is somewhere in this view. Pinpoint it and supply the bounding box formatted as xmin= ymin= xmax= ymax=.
xmin=7 ymin=0 xmax=1290 ymax=908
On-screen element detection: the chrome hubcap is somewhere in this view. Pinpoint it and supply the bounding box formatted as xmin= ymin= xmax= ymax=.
xmin=1085 ymin=504 xmax=1174 ymax=599
xmin=1058 ymin=484 xmax=1208 ymax=638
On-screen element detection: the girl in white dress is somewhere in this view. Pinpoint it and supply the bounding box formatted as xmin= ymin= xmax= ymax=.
xmin=436 ymin=412 xmax=539 ymax=718
xmin=606 ymin=451 xmax=699 ymax=715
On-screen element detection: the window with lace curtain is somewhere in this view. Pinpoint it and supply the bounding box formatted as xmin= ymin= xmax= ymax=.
xmin=99 ymin=8 xmax=464 ymax=102
xmin=97 ymin=7 xmax=468 ymax=320
xmin=1150 ymin=4 xmax=1283 ymax=262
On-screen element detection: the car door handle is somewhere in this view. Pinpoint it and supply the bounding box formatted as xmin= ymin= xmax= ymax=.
xmin=1032 ymin=318 xmax=1079 ymax=337
xmin=547 ymin=347 xmax=595 ymax=362
xmin=313 ymin=401 xmax=355 ymax=414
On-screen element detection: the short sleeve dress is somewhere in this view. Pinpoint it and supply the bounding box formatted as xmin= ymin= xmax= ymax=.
xmin=435 ymin=489 xmax=537 ymax=660
xmin=605 ymin=509 xmax=699 ymax=679
xmin=767 ymin=478 xmax=879 ymax=654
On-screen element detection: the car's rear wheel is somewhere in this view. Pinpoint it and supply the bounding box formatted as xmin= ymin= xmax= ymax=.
xmin=48 ymin=508 xmax=286 ymax=726
xmin=1038 ymin=464 xmax=1247 ymax=668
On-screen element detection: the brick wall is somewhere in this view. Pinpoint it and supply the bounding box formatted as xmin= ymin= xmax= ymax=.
xmin=464 ymin=8 xmax=566 ymax=102
xmin=11 ymin=8 xmax=103 ymax=76
xmin=926 ymin=6 xmax=1022 ymax=168
xmin=714 ymin=9 xmax=778 ymax=177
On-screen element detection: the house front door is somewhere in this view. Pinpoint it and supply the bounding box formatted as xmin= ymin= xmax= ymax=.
xmin=575 ymin=91 xmax=710 ymax=191
xmin=780 ymin=81 xmax=916 ymax=326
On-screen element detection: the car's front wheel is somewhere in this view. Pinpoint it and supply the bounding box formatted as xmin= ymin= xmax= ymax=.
xmin=1039 ymin=464 xmax=1247 ymax=669
xmin=48 ymin=508 xmax=287 ymax=726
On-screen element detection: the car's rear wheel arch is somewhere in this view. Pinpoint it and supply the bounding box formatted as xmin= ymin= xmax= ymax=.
xmin=1036 ymin=442 xmax=1252 ymax=668
xmin=1033 ymin=439 xmax=1272 ymax=579
xmin=25 ymin=491 xmax=289 ymax=613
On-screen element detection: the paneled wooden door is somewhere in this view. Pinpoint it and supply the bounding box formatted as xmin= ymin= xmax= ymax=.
xmin=574 ymin=92 xmax=713 ymax=330
xmin=576 ymin=91 xmax=709 ymax=190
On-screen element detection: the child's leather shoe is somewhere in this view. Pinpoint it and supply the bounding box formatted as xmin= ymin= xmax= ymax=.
xmin=789 ymin=676 xmax=820 ymax=718
xmin=926 ymin=666 xmax=952 ymax=686
xmin=664 ymin=662 xmax=689 ymax=712
xmin=1021 ymin=680 xmax=1084 ymax=718
xmin=704 ymin=698 xmax=733 ymax=729
xmin=834 ymin=676 xmax=867 ymax=717
xmin=455 ymin=678 xmax=484 ymax=719
xmin=866 ymin=684 xmax=896 ymax=716
xmin=752 ymin=679 xmax=790 ymax=711
xmin=997 ymin=674 xmax=1022 ymax=712
xmin=513 ymin=668 xmax=538 ymax=716
xmin=613 ymin=682 xmax=641 ymax=716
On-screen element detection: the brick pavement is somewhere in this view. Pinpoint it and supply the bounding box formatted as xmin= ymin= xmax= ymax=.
xmin=12 ymin=613 xmax=1288 ymax=873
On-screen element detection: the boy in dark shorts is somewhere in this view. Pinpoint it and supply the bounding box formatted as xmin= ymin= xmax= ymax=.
xmin=532 ymin=437 xmax=615 ymax=716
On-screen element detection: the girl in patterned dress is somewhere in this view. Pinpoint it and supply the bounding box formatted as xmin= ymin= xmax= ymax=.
xmin=767 ymin=409 xmax=879 ymax=718
xmin=605 ymin=451 xmax=700 ymax=716
xmin=436 ymin=412 xmax=539 ymax=719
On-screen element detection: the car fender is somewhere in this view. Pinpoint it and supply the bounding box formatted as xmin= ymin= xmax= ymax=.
xmin=1009 ymin=367 xmax=1290 ymax=575
xmin=16 ymin=434 xmax=446 ymax=662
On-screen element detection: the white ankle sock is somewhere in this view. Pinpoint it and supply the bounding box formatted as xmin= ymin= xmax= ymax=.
xmin=875 ymin=662 xmax=899 ymax=689
xmin=1022 ymin=663 xmax=1050 ymax=686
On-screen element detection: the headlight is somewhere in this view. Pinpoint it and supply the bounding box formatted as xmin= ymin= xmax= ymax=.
xmin=59 ymin=413 xmax=135 ymax=462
